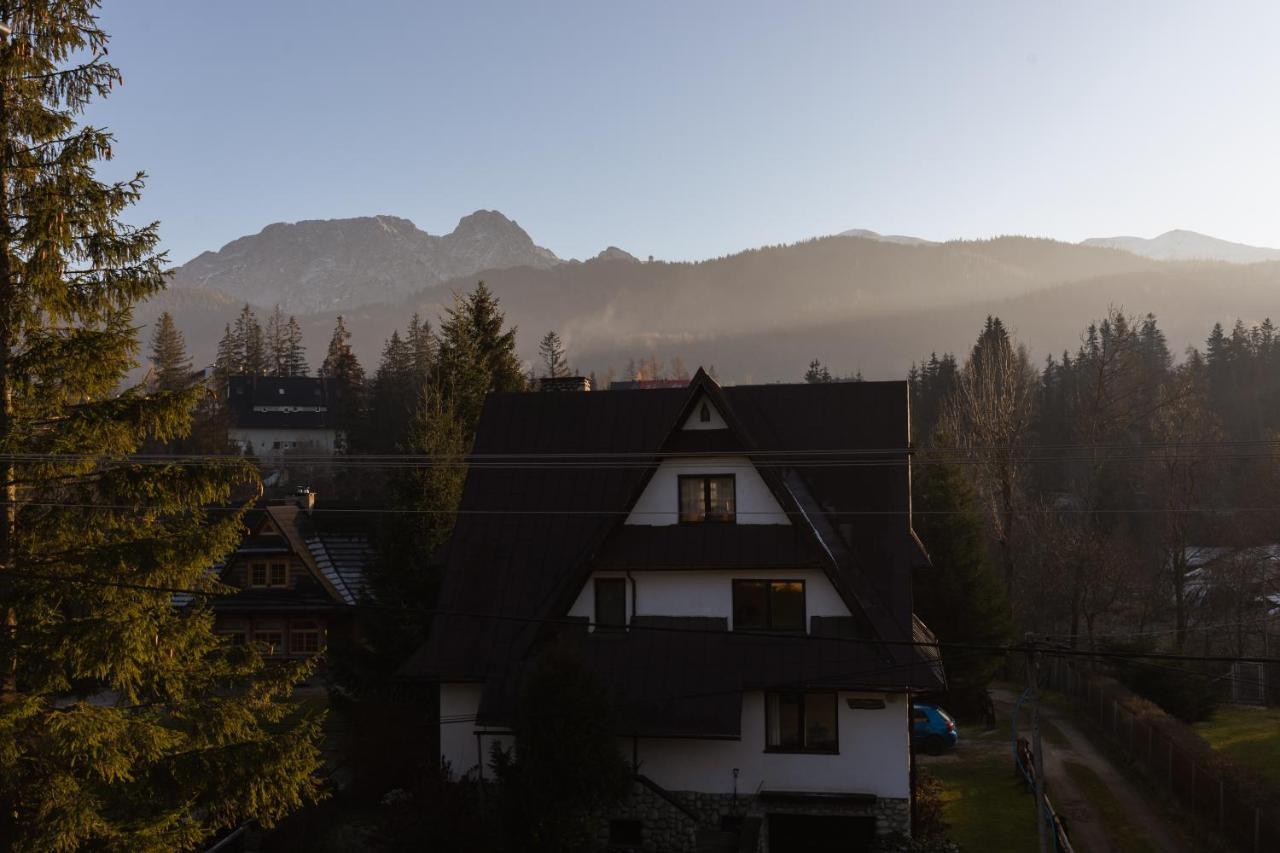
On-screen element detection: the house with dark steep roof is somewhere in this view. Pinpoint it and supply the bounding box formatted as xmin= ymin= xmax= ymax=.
xmin=400 ymin=370 xmax=943 ymax=852
xmin=210 ymin=492 xmax=371 ymax=660
xmin=226 ymin=375 xmax=341 ymax=458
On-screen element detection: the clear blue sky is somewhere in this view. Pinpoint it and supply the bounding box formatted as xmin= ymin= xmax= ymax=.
xmin=88 ymin=0 xmax=1280 ymax=265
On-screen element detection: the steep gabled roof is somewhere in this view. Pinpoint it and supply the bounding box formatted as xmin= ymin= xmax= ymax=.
xmin=400 ymin=373 xmax=942 ymax=731
xmin=207 ymin=502 xmax=372 ymax=611
xmin=226 ymin=375 xmax=339 ymax=430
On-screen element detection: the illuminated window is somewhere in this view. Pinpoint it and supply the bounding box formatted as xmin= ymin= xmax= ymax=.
xmin=678 ymin=475 xmax=736 ymax=523
xmin=733 ymin=580 xmax=805 ymax=631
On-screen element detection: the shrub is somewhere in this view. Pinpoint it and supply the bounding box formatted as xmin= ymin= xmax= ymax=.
xmin=1100 ymin=640 xmax=1219 ymax=723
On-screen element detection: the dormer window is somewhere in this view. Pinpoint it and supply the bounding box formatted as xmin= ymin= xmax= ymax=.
xmin=699 ymin=402 xmax=711 ymax=423
xmin=679 ymin=475 xmax=736 ymax=523
xmin=247 ymin=561 xmax=288 ymax=588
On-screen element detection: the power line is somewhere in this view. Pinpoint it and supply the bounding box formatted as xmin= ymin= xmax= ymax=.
xmin=4 ymin=435 xmax=1280 ymax=467
xmin=4 ymin=569 xmax=1276 ymax=667
xmin=10 ymin=434 xmax=1280 ymax=460
xmin=13 ymin=499 xmax=1280 ymax=517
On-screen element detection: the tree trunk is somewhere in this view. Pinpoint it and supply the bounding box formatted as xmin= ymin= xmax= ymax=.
xmin=0 ymin=66 xmax=13 ymax=705
xmin=1173 ymin=558 xmax=1188 ymax=655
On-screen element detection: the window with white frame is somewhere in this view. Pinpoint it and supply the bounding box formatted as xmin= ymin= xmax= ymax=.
xmin=252 ymin=621 xmax=285 ymax=655
xmin=289 ymin=620 xmax=323 ymax=654
xmin=218 ymin=620 xmax=248 ymax=646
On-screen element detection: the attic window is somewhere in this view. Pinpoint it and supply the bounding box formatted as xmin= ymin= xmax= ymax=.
xmin=699 ymin=402 xmax=711 ymax=423
xmin=247 ymin=561 xmax=288 ymax=588
xmin=678 ymin=475 xmax=735 ymax=524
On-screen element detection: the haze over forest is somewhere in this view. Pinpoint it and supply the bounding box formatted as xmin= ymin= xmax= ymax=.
xmin=148 ymin=212 xmax=1280 ymax=383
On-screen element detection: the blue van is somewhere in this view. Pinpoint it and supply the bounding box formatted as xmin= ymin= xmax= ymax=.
xmin=912 ymin=703 xmax=958 ymax=754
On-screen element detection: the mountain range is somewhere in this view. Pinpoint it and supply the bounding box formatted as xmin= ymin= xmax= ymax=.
xmin=146 ymin=216 xmax=1280 ymax=383
xmin=1080 ymin=229 xmax=1280 ymax=264
xmin=172 ymin=210 xmax=560 ymax=313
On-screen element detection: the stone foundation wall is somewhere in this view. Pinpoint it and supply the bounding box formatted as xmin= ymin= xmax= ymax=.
xmin=593 ymin=784 xmax=911 ymax=852
xmin=589 ymin=778 xmax=699 ymax=852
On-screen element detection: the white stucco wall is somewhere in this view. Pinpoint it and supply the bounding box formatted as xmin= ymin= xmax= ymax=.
xmin=682 ymin=395 xmax=729 ymax=430
xmin=631 ymin=691 xmax=909 ymax=798
xmin=625 ymin=457 xmax=790 ymax=525
xmin=229 ymin=427 xmax=337 ymax=455
xmin=567 ymin=569 xmax=851 ymax=629
xmin=440 ymin=683 xmax=908 ymax=797
xmin=439 ymin=682 xmax=514 ymax=780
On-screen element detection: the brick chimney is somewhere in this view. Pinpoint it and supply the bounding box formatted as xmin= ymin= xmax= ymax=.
xmin=294 ymin=485 xmax=316 ymax=513
xmin=539 ymin=376 xmax=592 ymax=392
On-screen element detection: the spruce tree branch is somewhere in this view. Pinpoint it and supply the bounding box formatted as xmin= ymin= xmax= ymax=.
xmin=20 ymin=53 xmax=107 ymax=82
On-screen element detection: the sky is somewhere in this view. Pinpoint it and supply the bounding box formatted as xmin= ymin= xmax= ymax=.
xmin=87 ymin=0 xmax=1280 ymax=266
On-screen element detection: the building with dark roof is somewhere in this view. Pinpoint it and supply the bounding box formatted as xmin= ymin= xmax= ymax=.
xmin=209 ymin=492 xmax=371 ymax=661
xmin=226 ymin=375 xmax=341 ymax=457
xmin=401 ymin=369 xmax=944 ymax=850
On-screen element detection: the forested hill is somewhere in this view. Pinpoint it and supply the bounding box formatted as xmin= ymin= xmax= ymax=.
xmin=146 ymin=227 xmax=1280 ymax=383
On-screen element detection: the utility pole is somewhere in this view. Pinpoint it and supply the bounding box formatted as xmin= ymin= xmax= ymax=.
xmin=1026 ymin=632 xmax=1048 ymax=853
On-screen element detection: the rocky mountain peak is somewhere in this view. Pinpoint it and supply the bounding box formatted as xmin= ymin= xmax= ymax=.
xmin=171 ymin=210 xmax=562 ymax=313
xmin=450 ymin=209 xmax=522 ymax=238
xmin=592 ymin=246 xmax=639 ymax=263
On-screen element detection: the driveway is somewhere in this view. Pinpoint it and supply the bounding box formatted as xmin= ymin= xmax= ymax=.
xmin=990 ymin=687 xmax=1189 ymax=853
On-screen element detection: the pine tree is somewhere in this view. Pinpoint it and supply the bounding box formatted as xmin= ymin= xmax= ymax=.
xmin=370 ymin=331 xmax=416 ymax=452
xmin=912 ymin=462 xmax=1013 ymax=702
xmin=149 ymin=311 xmax=192 ymax=391
xmin=437 ymin=282 xmax=526 ymax=431
xmin=0 ymin=6 xmax=321 ymax=849
xmin=406 ymin=312 xmax=434 ymax=382
xmin=233 ymin=304 xmax=266 ymax=376
xmin=490 ymin=646 xmax=630 ymax=852
xmin=538 ymin=330 xmax=568 ymax=378
xmin=283 ymin=315 xmax=307 ymax=376
xmin=318 ymin=316 xmax=365 ymax=451
xmin=804 ymin=358 xmax=833 ymax=383
xmin=214 ymin=322 xmax=240 ymax=382
xmin=264 ymin=304 xmax=289 ymax=375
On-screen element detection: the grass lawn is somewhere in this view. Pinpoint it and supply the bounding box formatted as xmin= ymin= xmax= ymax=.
xmin=926 ymin=718 xmax=1040 ymax=852
xmin=1194 ymin=705 xmax=1280 ymax=790
xmin=1062 ymin=760 xmax=1159 ymax=853
xmin=930 ymin=750 xmax=1040 ymax=851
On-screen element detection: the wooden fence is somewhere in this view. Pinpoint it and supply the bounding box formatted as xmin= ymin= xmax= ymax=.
xmin=1047 ymin=657 xmax=1280 ymax=852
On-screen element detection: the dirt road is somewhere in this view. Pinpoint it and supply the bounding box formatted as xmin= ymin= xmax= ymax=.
xmin=991 ymin=687 xmax=1189 ymax=853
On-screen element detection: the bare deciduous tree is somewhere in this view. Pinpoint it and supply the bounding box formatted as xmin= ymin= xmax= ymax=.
xmin=939 ymin=318 xmax=1037 ymax=606
xmin=1148 ymin=369 xmax=1222 ymax=653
